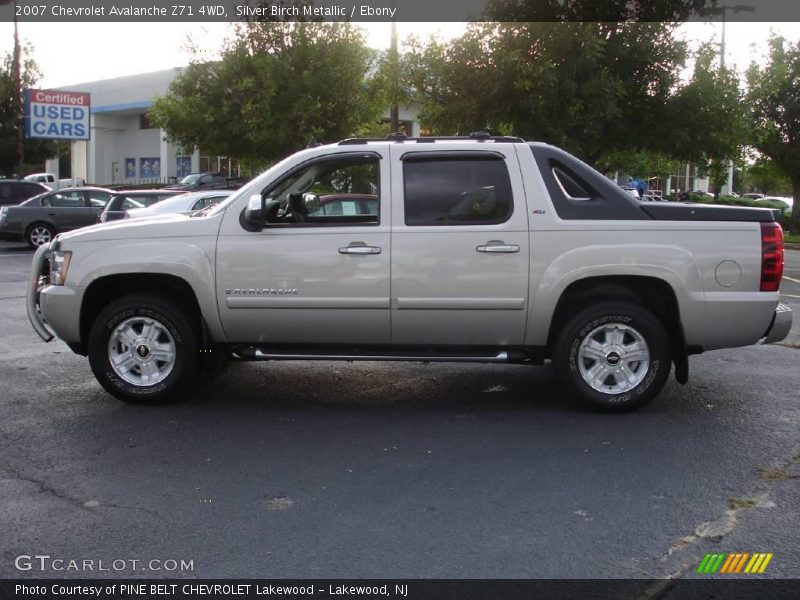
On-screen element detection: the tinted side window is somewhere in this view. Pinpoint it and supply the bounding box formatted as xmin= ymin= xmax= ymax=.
xmin=553 ymin=166 xmax=592 ymax=199
xmin=88 ymin=191 xmax=111 ymax=207
xmin=403 ymin=157 xmax=513 ymax=226
xmin=262 ymin=154 xmax=380 ymax=226
xmin=42 ymin=191 xmax=86 ymax=207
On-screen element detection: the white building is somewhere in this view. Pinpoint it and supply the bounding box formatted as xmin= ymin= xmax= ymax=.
xmin=54 ymin=68 xmax=421 ymax=186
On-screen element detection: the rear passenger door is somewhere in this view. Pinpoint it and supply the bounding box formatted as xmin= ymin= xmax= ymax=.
xmin=390 ymin=146 xmax=530 ymax=346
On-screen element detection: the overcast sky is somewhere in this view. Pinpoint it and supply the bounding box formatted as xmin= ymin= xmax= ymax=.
xmin=0 ymin=21 xmax=798 ymax=89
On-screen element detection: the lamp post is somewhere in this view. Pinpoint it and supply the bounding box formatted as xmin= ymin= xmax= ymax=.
xmin=389 ymin=1 xmax=399 ymax=132
xmin=0 ymin=0 xmax=24 ymax=176
xmin=719 ymin=4 xmax=755 ymax=70
xmin=718 ymin=4 xmax=755 ymax=195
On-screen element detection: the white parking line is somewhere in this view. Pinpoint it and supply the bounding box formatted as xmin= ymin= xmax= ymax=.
xmin=783 ymin=275 xmax=800 ymax=285
xmin=782 ymin=294 xmax=800 ymax=299
xmin=0 ymin=253 xmax=31 ymax=258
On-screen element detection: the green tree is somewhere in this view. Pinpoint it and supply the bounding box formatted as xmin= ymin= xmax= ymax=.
xmin=660 ymin=45 xmax=747 ymax=176
xmin=404 ymin=21 xmax=687 ymax=164
xmin=482 ymin=0 xmax=712 ymax=22
xmin=149 ymin=22 xmax=384 ymax=170
xmin=747 ymin=36 xmax=800 ymax=232
xmin=742 ymin=156 xmax=793 ymax=196
xmin=0 ymin=44 xmax=58 ymax=176
xmin=597 ymin=148 xmax=680 ymax=183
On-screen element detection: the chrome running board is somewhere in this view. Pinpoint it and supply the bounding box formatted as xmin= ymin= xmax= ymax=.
xmin=231 ymin=348 xmax=511 ymax=363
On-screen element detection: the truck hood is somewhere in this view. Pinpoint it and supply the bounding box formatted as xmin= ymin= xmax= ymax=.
xmin=55 ymin=213 xmax=222 ymax=245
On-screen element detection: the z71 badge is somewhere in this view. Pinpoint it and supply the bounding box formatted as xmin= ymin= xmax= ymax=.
xmin=225 ymin=288 xmax=299 ymax=296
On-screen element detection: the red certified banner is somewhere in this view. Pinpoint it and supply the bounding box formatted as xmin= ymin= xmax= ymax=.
xmin=30 ymin=90 xmax=90 ymax=106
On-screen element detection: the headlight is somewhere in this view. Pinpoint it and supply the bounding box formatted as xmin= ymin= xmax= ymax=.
xmin=49 ymin=250 xmax=72 ymax=286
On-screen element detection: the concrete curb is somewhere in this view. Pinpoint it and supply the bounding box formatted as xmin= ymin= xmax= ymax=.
xmin=786 ymin=244 xmax=800 ymax=251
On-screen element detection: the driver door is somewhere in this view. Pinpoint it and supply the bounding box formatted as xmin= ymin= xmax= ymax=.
xmin=216 ymin=150 xmax=391 ymax=345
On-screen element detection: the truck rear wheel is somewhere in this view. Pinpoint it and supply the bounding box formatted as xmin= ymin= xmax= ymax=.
xmin=87 ymin=293 xmax=200 ymax=404
xmin=552 ymin=301 xmax=671 ymax=412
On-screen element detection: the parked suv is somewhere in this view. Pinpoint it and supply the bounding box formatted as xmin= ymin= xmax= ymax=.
xmin=164 ymin=172 xmax=230 ymax=192
xmin=0 ymin=179 xmax=50 ymax=206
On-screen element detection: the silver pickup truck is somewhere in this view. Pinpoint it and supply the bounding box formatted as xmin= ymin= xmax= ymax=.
xmin=26 ymin=134 xmax=792 ymax=411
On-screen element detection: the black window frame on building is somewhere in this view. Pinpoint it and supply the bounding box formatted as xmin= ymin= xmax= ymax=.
xmin=139 ymin=113 xmax=157 ymax=130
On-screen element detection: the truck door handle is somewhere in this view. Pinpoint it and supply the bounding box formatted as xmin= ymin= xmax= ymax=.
xmin=339 ymin=242 xmax=381 ymax=255
xmin=476 ymin=241 xmax=520 ymax=253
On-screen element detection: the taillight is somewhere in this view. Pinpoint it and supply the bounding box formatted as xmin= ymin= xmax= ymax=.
xmin=760 ymin=222 xmax=784 ymax=292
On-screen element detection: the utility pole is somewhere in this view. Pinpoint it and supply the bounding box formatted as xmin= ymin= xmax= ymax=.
xmin=1 ymin=0 xmax=24 ymax=176
xmin=719 ymin=4 xmax=755 ymax=195
xmin=389 ymin=5 xmax=399 ymax=133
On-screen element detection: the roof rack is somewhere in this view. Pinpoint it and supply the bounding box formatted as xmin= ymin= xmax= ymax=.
xmin=338 ymin=131 xmax=525 ymax=145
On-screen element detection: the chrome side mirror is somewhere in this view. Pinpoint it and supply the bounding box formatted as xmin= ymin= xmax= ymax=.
xmin=303 ymin=192 xmax=320 ymax=215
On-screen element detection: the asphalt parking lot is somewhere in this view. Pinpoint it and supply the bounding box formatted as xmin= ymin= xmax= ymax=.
xmin=0 ymin=240 xmax=798 ymax=583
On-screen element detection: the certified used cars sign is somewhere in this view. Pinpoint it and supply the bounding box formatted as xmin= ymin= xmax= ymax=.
xmin=24 ymin=89 xmax=90 ymax=140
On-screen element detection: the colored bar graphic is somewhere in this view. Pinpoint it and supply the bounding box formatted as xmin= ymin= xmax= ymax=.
xmin=697 ymin=553 xmax=713 ymax=574
xmin=699 ymin=552 xmax=773 ymax=574
xmin=719 ymin=553 xmax=736 ymax=573
xmin=758 ymin=553 xmax=773 ymax=573
xmin=734 ymin=552 xmax=749 ymax=573
xmin=745 ymin=554 xmax=762 ymax=573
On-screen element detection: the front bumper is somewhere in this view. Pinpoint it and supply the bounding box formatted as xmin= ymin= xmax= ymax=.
xmin=26 ymin=243 xmax=54 ymax=342
xmin=763 ymin=302 xmax=793 ymax=344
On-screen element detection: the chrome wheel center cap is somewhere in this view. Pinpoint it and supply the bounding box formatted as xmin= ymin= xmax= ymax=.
xmin=135 ymin=344 xmax=150 ymax=359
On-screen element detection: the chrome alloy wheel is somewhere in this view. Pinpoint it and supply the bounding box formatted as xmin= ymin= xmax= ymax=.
xmin=29 ymin=226 xmax=52 ymax=246
xmin=577 ymin=323 xmax=650 ymax=394
xmin=107 ymin=316 xmax=176 ymax=386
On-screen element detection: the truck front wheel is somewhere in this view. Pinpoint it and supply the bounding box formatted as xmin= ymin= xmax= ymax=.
xmin=87 ymin=293 xmax=200 ymax=404
xmin=552 ymin=301 xmax=671 ymax=412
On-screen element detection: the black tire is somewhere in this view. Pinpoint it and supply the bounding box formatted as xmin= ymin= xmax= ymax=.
xmin=552 ymin=301 xmax=671 ymax=412
xmin=25 ymin=222 xmax=55 ymax=249
xmin=87 ymin=293 xmax=200 ymax=404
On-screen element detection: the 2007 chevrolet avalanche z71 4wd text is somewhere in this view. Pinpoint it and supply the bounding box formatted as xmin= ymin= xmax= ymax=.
xmin=26 ymin=134 xmax=792 ymax=411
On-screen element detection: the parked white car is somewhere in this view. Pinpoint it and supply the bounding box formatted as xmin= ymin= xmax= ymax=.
xmin=756 ymin=196 xmax=793 ymax=214
xmin=125 ymin=190 xmax=232 ymax=219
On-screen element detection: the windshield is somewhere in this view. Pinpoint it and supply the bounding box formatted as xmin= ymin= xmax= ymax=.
xmin=180 ymin=174 xmax=201 ymax=185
